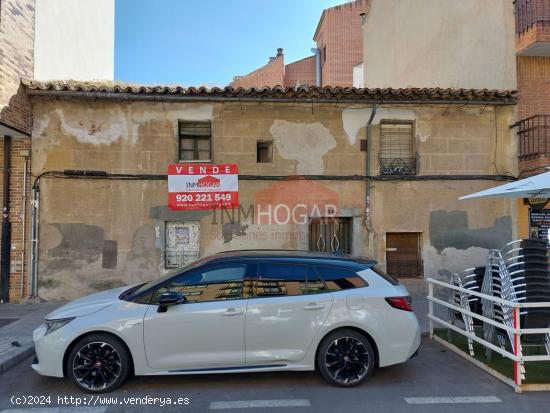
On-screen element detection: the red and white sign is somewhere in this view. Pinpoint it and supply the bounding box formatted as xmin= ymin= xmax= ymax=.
xmin=168 ymin=164 xmax=239 ymax=210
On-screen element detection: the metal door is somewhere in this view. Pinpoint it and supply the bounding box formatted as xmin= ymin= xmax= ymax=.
xmin=165 ymin=221 xmax=200 ymax=268
xmin=309 ymin=218 xmax=351 ymax=254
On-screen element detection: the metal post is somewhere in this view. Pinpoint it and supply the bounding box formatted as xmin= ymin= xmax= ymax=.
xmin=428 ymin=281 xmax=434 ymax=339
xmin=513 ymin=306 xmax=522 ymax=390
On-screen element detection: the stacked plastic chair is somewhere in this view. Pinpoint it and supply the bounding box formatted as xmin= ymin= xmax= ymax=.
xmin=501 ymin=239 xmax=550 ymax=355
xmin=480 ymin=239 xmax=550 ymax=379
xmin=449 ymin=267 xmax=484 ymax=356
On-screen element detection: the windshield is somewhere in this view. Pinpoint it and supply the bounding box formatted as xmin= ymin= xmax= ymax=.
xmin=129 ymin=257 xmax=213 ymax=298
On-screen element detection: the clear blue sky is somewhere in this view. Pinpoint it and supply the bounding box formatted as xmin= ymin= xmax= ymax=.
xmin=115 ymin=0 xmax=344 ymax=87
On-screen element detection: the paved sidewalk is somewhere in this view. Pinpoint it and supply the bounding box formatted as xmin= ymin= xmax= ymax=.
xmin=0 ymin=302 xmax=62 ymax=373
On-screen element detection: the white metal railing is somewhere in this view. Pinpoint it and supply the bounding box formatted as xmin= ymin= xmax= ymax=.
xmin=427 ymin=278 xmax=550 ymax=388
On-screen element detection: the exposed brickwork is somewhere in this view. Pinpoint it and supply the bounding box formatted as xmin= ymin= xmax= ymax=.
xmin=0 ymin=0 xmax=34 ymax=302
xmin=516 ymin=56 xmax=550 ymax=176
xmin=231 ymin=51 xmax=285 ymax=88
xmin=0 ymin=138 xmax=32 ymax=302
xmin=283 ymin=56 xmax=317 ymax=87
xmin=516 ymin=56 xmax=550 ymax=120
xmin=0 ymin=0 xmax=34 ymax=134
xmin=519 ymin=154 xmax=550 ymax=177
xmin=230 ymin=0 xmax=368 ymax=88
xmin=516 ymin=23 xmax=550 ymax=55
xmin=314 ymin=0 xmax=368 ymax=87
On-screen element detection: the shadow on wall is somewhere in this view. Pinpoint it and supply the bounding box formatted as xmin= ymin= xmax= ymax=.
xmin=429 ymin=210 xmax=513 ymax=253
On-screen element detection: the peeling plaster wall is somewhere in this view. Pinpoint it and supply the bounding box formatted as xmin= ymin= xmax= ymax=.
xmin=270 ymin=120 xmax=336 ymax=174
xmin=31 ymin=99 xmax=517 ymax=299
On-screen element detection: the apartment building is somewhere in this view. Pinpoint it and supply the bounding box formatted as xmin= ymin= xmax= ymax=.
xmin=513 ymin=0 xmax=550 ymax=240
xmin=231 ymin=0 xmax=368 ymax=88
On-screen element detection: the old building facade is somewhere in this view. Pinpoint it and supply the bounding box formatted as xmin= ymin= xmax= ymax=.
xmin=24 ymin=81 xmax=517 ymax=300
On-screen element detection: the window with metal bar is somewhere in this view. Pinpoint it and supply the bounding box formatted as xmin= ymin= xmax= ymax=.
xmin=178 ymin=121 xmax=212 ymax=161
xmin=379 ymin=121 xmax=416 ymax=175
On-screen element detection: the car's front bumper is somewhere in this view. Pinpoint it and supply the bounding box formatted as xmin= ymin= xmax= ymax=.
xmin=31 ymin=323 xmax=65 ymax=377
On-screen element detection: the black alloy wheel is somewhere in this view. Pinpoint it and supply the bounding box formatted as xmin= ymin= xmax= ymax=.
xmin=317 ymin=329 xmax=375 ymax=387
xmin=67 ymin=334 xmax=130 ymax=393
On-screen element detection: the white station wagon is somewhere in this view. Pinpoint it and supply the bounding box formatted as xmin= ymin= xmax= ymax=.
xmin=32 ymin=250 xmax=421 ymax=392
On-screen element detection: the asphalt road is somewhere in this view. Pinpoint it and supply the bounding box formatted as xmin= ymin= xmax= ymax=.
xmin=0 ymin=338 xmax=548 ymax=413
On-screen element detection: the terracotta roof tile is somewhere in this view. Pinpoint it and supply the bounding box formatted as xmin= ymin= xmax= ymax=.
xmin=22 ymin=79 xmax=518 ymax=104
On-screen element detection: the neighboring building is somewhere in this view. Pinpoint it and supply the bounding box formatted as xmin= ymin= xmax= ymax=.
xmin=0 ymin=0 xmax=35 ymax=302
xmin=512 ymin=0 xmax=550 ymax=239
xmin=0 ymin=0 xmax=115 ymax=302
xmin=362 ymin=0 xmax=517 ymax=90
xmin=231 ymin=0 xmax=368 ymax=88
xmin=25 ymin=80 xmax=517 ymax=300
xmin=313 ymin=0 xmax=368 ymax=87
xmin=34 ymin=0 xmax=115 ymax=81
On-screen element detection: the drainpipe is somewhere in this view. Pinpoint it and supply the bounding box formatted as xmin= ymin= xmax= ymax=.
xmin=29 ymin=179 xmax=40 ymax=297
xmin=311 ymin=47 xmax=321 ymax=87
xmin=20 ymin=153 xmax=29 ymax=296
xmin=365 ymin=106 xmax=377 ymax=230
xmin=1 ymin=136 xmax=11 ymax=302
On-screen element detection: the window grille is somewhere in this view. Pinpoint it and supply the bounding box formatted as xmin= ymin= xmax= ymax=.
xmin=379 ymin=121 xmax=416 ymax=175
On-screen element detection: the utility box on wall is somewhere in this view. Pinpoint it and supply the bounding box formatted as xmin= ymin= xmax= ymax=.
xmin=165 ymin=222 xmax=200 ymax=268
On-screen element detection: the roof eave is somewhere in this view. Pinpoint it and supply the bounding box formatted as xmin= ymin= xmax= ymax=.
xmin=25 ymin=88 xmax=517 ymax=105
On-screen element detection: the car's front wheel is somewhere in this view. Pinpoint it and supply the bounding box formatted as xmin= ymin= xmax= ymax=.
xmin=317 ymin=329 xmax=375 ymax=387
xmin=67 ymin=333 xmax=130 ymax=393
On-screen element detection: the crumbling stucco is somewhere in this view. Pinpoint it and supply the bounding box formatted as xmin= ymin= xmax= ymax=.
xmin=270 ymin=120 xmax=336 ymax=174
xmin=429 ymin=211 xmax=512 ymax=252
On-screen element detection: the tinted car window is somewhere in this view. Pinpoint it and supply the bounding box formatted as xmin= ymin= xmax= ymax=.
xmin=254 ymin=263 xmax=308 ymax=297
xmin=152 ymin=264 xmax=246 ymax=304
xmin=371 ymin=265 xmax=399 ymax=286
xmin=314 ymin=266 xmax=367 ymax=291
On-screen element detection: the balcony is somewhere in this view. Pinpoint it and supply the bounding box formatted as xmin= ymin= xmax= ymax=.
xmin=514 ymin=0 xmax=550 ymax=55
xmin=516 ymin=114 xmax=550 ymax=175
xmin=379 ymin=158 xmax=416 ymax=176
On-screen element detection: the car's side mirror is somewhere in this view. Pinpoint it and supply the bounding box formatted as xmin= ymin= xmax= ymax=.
xmin=157 ymin=291 xmax=186 ymax=313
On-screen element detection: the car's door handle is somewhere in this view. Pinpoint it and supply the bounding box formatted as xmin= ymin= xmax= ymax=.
xmin=221 ymin=308 xmax=243 ymax=316
xmin=303 ymin=303 xmax=325 ymax=310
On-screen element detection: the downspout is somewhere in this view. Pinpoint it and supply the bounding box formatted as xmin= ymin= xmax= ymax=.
xmin=365 ymin=106 xmax=377 ymax=257
xmin=29 ymin=178 xmax=40 ymax=298
xmin=1 ymin=136 xmax=11 ymax=302
xmin=20 ymin=154 xmax=29 ymax=296
xmin=311 ymin=47 xmax=321 ymax=87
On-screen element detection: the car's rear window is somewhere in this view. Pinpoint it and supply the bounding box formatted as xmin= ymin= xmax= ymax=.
xmin=371 ymin=265 xmax=399 ymax=286
xmin=313 ymin=266 xmax=367 ymax=290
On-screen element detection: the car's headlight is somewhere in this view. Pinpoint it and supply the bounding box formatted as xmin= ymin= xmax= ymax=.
xmin=44 ymin=317 xmax=75 ymax=335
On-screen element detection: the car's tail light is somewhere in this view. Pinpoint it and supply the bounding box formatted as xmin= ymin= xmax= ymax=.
xmin=385 ymin=296 xmax=412 ymax=312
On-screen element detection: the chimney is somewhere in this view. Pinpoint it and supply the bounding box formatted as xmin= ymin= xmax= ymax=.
xmin=276 ymin=48 xmax=283 ymax=57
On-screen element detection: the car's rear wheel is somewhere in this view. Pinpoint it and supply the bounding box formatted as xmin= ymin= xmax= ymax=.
xmin=67 ymin=333 xmax=130 ymax=393
xmin=317 ymin=329 xmax=375 ymax=387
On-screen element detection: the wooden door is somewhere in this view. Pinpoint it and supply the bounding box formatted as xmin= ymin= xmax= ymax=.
xmin=386 ymin=233 xmax=423 ymax=278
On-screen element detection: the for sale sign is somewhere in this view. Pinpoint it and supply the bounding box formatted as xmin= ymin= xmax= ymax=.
xmin=168 ymin=164 xmax=239 ymax=210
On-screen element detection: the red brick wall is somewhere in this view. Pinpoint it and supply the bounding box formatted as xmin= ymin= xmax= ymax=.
xmin=0 ymin=0 xmax=34 ymax=301
xmin=231 ymin=55 xmax=285 ymax=88
xmin=314 ymin=0 xmax=368 ymax=87
xmin=284 ymin=56 xmax=317 ymax=87
xmin=0 ymin=137 xmax=32 ymax=302
xmin=516 ymin=56 xmax=550 ymax=120
xmin=0 ymin=0 xmax=34 ymax=134
xmin=516 ymin=57 xmax=550 ymax=176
